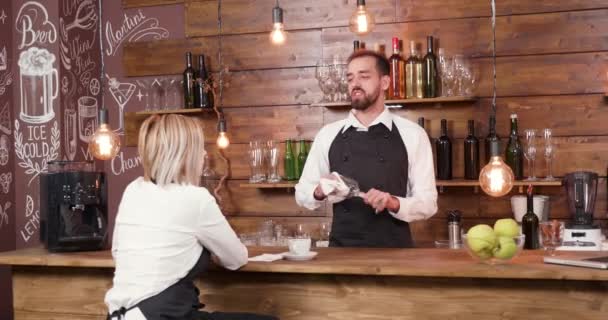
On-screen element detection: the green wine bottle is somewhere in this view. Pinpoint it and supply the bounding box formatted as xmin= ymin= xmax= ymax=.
xmin=284 ymin=140 xmax=296 ymax=181
xmin=296 ymin=139 xmax=308 ymax=179
xmin=505 ymin=114 xmax=524 ymax=180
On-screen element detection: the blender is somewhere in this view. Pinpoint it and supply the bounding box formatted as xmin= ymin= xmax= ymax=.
xmin=557 ymin=171 xmax=603 ymax=251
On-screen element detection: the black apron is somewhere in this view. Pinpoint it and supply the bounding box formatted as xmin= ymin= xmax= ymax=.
xmin=108 ymin=249 xmax=278 ymax=320
xmin=328 ymin=122 xmax=413 ymax=248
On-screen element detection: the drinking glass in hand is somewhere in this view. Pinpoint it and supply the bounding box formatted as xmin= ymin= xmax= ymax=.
xmin=540 ymin=220 xmax=564 ymax=256
xmin=248 ymin=140 xmax=266 ymax=183
xmin=266 ymin=140 xmax=281 ymax=183
xmin=523 ymin=129 xmax=537 ymax=181
xmin=543 ymin=128 xmax=556 ymax=181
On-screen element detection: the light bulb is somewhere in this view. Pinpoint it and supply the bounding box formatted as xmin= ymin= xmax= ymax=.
xmin=479 ymin=156 xmax=515 ymax=197
xmin=349 ymin=1 xmax=375 ymax=36
xmin=89 ymin=123 xmax=121 ymax=160
xmin=217 ymin=132 xmax=230 ymax=149
xmin=270 ymin=23 xmax=286 ymax=45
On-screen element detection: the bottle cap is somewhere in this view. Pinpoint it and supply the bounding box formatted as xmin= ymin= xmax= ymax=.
xmin=392 ymin=37 xmax=399 ymax=49
xmin=510 ymin=113 xmax=518 ymax=119
xmin=447 ymin=210 xmax=462 ymax=223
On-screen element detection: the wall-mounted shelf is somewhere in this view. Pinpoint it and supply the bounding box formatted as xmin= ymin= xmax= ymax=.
xmin=240 ymin=179 xmax=562 ymax=194
xmin=310 ymin=96 xmax=476 ymax=108
xmin=436 ymin=179 xmax=562 ymax=194
xmin=124 ymin=108 xmax=215 ymax=147
xmin=133 ymin=108 xmax=215 ymax=116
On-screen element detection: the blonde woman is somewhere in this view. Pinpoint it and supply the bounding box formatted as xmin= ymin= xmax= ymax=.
xmin=105 ymin=115 xmax=277 ymax=320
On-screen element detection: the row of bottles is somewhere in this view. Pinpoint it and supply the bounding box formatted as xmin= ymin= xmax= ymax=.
xmin=284 ymin=139 xmax=309 ymax=181
xmin=420 ymin=118 xmax=479 ymax=180
xmin=183 ymin=52 xmax=214 ymax=109
xmin=421 ymin=114 xmax=524 ymax=181
xmin=356 ymin=36 xmax=438 ymax=99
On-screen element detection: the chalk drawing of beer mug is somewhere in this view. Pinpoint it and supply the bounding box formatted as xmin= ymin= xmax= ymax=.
xmin=18 ymin=47 xmax=58 ymax=124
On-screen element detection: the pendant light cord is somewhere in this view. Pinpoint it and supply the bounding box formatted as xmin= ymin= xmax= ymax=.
xmin=490 ymin=0 xmax=497 ymax=118
xmin=213 ymin=0 xmax=229 ymax=206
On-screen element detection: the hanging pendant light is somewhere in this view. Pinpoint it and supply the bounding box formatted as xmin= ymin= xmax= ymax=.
xmin=349 ymin=0 xmax=375 ymax=36
xmin=88 ymin=108 xmax=120 ymax=160
xmin=479 ymin=0 xmax=513 ymax=197
xmin=270 ymin=0 xmax=286 ymax=45
xmin=216 ymin=114 xmax=230 ymax=149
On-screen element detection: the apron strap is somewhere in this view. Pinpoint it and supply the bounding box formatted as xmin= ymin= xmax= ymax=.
xmin=107 ymin=306 xmax=134 ymax=320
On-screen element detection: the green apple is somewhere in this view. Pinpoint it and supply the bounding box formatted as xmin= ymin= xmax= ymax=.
xmin=493 ymin=236 xmax=518 ymax=260
xmin=493 ymin=218 xmax=520 ymax=238
xmin=475 ymin=248 xmax=494 ymax=260
xmin=466 ymin=224 xmax=497 ymax=253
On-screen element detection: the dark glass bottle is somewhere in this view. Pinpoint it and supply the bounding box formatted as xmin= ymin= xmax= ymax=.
xmin=417 ymin=117 xmax=425 ymax=129
xmin=353 ymin=40 xmax=360 ymax=52
xmin=522 ymin=186 xmax=540 ymax=249
xmin=464 ymin=120 xmax=480 ymax=180
xmin=485 ymin=115 xmax=501 ymax=163
xmin=505 ymin=113 xmax=524 ymax=180
xmin=194 ymin=55 xmax=214 ymax=109
xmin=284 ymin=139 xmax=296 ymax=181
xmin=423 ymin=36 xmax=438 ymax=98
xmin=436 ymin=119 xmax=452 ymax=180
xmin=183 ymin=52 xmax=195 ymax=108
xmin=388 ymin=37 xmax=405 ymax=99
xmin=295 ymin=139 xmax=308 ymax=179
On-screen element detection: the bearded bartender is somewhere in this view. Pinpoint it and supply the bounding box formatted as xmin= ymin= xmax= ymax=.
xmin=295 ymin=50 xmax=438 ymax=248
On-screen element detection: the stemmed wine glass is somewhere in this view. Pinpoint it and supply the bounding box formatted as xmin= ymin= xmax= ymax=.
xmin=523 ymin=129 xmax=537 ymax=181
xmin=543 ymin=128 xmax=556 ymax=181
xmin=315 ymin=61 xmax=331 ymax=102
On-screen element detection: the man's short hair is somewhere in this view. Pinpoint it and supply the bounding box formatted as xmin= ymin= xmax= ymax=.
xmin=347 ymin=50 xmax=390 ymax=77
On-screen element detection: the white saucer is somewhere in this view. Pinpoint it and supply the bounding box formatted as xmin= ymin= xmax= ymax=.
xmin=283 ymin=251 xmax=318 ymax=261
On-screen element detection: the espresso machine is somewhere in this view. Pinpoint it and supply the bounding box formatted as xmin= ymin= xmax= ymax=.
xmin=40 ymin=161 xmax=107 ymax=252
xmin=558 ymin=171 xmax=603 ymax=251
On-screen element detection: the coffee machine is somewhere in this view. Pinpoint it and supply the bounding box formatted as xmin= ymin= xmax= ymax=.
xmin=558 ymin=171 xmax=603 ymax=251
xmin=40 ymin=161 xmax=107 ymax=252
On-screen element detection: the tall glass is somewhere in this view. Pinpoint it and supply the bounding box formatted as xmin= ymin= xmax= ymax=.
xmin=315 ymin=61 xmax=331 ymax=102
xmin=523 ymin=129 xmax=537 ymax=181
xmin=266 ymin=140 xmax=281 ymax=183
xmin=543 ymin=128 xmax=556 ymax=181
xmin=64 ymin=108 xmax=77 ymax=161
xmin=540 ymin=220 xmax=564 ymax=256
xmin=248 ymin=140 xmax=266 ymax=183
xmin=78 ymin=96 xmax=98 ymax=143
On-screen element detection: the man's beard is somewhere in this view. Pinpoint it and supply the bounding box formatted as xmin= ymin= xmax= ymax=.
xmin=351 ymin=87 xmax=381 ymax=111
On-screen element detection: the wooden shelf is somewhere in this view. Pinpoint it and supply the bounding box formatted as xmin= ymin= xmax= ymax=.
xmin=241 ymin=179 xmax=562 ymax=194
xmin=310 ymin=96 xmax=476 ymax=108
xmin=133 ymin=108 xmax=215 ymax=116
xmin=239 ymin=182 xmax=297 ymax=189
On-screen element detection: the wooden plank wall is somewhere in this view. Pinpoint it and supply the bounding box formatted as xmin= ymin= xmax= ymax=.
xmin=122 ymin=0 xmax=608 ymax=243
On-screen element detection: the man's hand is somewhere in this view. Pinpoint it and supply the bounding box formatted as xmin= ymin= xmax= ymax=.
xmin=362 ymin=188 xmax=400 ymax=213
xmin=313 ymin=173 xmax=338 ymax=200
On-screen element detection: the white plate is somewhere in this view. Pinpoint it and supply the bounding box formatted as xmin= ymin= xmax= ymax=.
xmin=283 ymin=251 xmax=318 ymax=261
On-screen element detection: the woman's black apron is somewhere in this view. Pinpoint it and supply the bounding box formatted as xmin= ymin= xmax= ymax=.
xmin=327 ymin=122 xmax=413 ymax=248
xmin=108 ymin=249 xmax=277 ymax=320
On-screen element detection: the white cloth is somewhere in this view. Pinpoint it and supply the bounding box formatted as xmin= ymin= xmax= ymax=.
xmin=295 ymin=107 xmax=438 ymax=223
xmin=248 ymin=253 xmax=285 ymax=262
xmin=319 ymin=172 xmax=351 ymax=203
xmin=105 ymin=177 xmax=248 ymax=318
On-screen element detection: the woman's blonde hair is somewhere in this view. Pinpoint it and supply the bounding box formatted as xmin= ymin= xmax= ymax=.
xmin=138 ymin=114 xmax=206 ymax=186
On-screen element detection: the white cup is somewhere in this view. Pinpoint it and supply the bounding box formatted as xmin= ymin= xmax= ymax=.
xmin=511 ymin=195 xmax=550 ymax=222
xmin=288 ymin=238 xmax=311 ymax=256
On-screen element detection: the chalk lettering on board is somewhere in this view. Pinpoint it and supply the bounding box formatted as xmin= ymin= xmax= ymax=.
xmin=14 ymin=120 xmax=60 ymax=185
xmin=20 ymin=195 xmax=39 ymax=242
xmin=80 ymin=146 xmax=94 ymax=161
xmin=0 ymin=172 xmax=12 ymax=193
xmin=111 ymin=151 xmax=142 ymax=176
xmin=77 ymin=96 xmax=97 ymax=143
xmin=0 ymin=102 xmax=11 ymax=135
xmin=105 ymin=9 xmax=169 ymax=56
xmin=0 ymin=46 xmax=7 ymax=71
xmin=0 ymin=134 xmax=9 ymax=165
xmin=16 ymin=1 xmax=58 ymax=49
xmin=18 ymin=47 xmax=58 ymax=124
xmin=0 ymin=202 xmax=11 ymax=230
xmin=107 ymin=75 xmax=135 ymax=133
xmin=0 ymin=10 xmax=7 ymax=24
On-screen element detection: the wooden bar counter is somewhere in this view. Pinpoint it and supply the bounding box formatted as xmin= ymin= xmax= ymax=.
xmin=1 ymin=247 xmax=607 ymax=319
